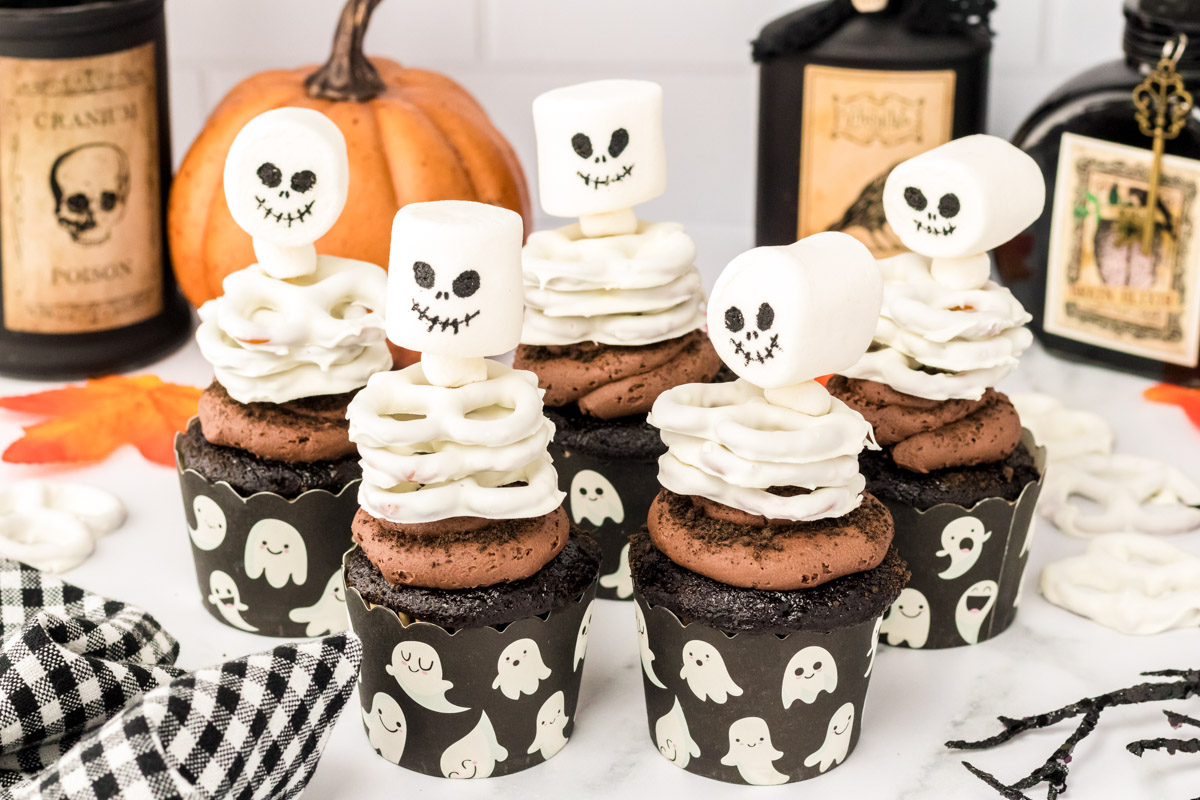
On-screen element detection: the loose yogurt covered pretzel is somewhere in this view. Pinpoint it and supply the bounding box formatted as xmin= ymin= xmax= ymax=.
xmin=1008 ymin=392 xmax=1114 ymax=464
xmin=1040 ymin=453 xmax=1200 ymax=537
xmin=0 ymin=480 xmax=125 ymax=573
xmin=1040 ymin=533 xmax=1200 ymax=634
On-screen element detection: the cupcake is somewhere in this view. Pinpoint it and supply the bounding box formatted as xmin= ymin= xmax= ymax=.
xmin=635 ymin=232 xmax=908 ymax=786
xmin=177 ymin=108 xmax=390 ymax=638
xmin=344 ymin=201 xmax=600 ymax=779
xmin=513 ymin=80 xmax=724 ymax=600
xmin=829 ymin=134 xmax=1049 ymax=649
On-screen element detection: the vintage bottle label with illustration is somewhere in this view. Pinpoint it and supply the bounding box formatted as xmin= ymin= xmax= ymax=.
xmin=1044 ymin=134 xmax=1200 ymax=367
xmin=798 ymin=64 xmax=956 ymax=257
xmin=0 ymin=42 xmax=162 ymax=334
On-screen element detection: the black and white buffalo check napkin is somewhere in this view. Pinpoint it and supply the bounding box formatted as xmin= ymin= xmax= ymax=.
xmin=0 ymin=559 xmax=361 ymax=799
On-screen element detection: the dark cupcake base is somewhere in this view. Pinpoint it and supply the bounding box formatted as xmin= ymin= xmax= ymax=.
xmin=859 ymin=442 xmax=1041 ymax=511
xmin=629 ymin=532 xmax=908 ymax=635
xmin=543 ymin=405 xmax=667 ymax=462
xmin=178 ymin=418 xmax=360 ymax=499
xmin=345 ymin=531 xmax=601 ymax=630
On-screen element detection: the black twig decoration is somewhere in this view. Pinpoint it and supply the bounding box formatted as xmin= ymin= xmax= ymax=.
xmin=945 ymin=669 xmax=1200 ymax=800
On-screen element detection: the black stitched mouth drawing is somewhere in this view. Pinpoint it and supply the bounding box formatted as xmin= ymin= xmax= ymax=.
xmin=255 ymin=196 xmax=315 ymax=227
xmin=576 ymin=163 xmax=634 ymax=190
xmin=731 ymin=334 xmax=780 ymax=365
xmin=411 ymin=300 xmax=480 ymax=334
xmin=913 ymin=219 xmax=956 ymax=237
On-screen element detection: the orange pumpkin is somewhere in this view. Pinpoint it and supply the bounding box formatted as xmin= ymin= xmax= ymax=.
xmin=167 ymin=0 xmax=531 ymax=309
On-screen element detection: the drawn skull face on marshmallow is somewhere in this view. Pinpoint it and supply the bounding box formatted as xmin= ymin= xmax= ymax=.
xmin=533 ymin=79 xmax=667 ymax=218
xmin=223 ymin=107 xmax=349 ymax=247
xmin=707 ymin=232 xmax=881 ymax=388
xmin=882 ymin=134 xmax=1045 ymax=259
xmin=386 ymin=201 xmax=524 ymax=357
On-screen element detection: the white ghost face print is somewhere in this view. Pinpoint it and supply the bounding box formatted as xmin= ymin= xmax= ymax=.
xmin=244 ymin=518 xmax=307 ymax=589
xmin=188 ymin=495 xmax=226 ymax=551
xmin=880 ymin=587 xmax=930 ymax=648
xmin=936 ymin=517 xmax=992 ymax=580
xmin=574 ymin=600 xmax=594 ymax=672
xmin=287 ymin=570 xmax=347 ymax=637
xmin=655 ymin=697 xmax=701 ymax=770
xmin=569 ymin=470 xmax=625 ymax=527
xmin=491 ymin=638 xmax=551 ymax=700
xmin=803 ymin=702 xmax=855 ymax=773
xmin=599 ymin=541 xmax=634 ymax=599
xmin=707 ymin=232 xmax=881 ymax=388
xmin=956 ymin=579 xmax=999 ymax=644
xmin=532 ymin=79 xmax=667 ymax=219
xmin=881 ymin=134 xmax=1045 ymax=259
xmin=526 ymin=690 xmax=570 ymax=760
xmin=720 ymin=717 xmax=788 ymax=786
xmin=386 ymin=641 xmax=467 ymax=714
xmin=223 ymin=107 xmax=348 ymax=247
xmin=635 ymin=603 xmax=666 ymax=689
xmin=386 ymin=200 xmax=524 ymax=358
xmin=362 ymin=692 xmax=406 ymax=765
xmin=782 ymin=646 xmax=838 ymax=708
xmin=207 ymin=570 xmax=257 ymax=632
xmin=440 ymin=711 xmax=508 ymax=779
xmin=679 ymin=640 xmax=743 ymax=703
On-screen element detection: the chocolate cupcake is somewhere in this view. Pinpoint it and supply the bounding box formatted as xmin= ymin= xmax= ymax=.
xmin=513 ymin=80 xmax=724 ymax=600
xmin=176 ymin=108 xmax=391 ymax=638
xmin=636 ymin=232 xmax=906 ymax=786
xmin=345 ymin=201 xmax=600 ymax=779
xmin=832 ymin=135 xmax=1049 ymax=649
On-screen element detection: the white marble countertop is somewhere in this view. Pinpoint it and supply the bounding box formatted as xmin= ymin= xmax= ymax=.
xmin=1 ymin=327 xmax=1198 ymax=799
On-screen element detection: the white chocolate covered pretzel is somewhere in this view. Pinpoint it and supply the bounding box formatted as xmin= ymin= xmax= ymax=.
xmin=0 ymin=480 xmax=125 ymax=573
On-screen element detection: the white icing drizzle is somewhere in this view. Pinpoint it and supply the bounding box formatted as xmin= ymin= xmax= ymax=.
xmin=1040 ymin=533 xmax=1200 ymax=635
xmin=348 ymin=359 xmax=565 ymax=523
xmin=195 ymin=254 xmax=391 ymax=404
xmin=842 ymin=253 xmax=1032 ymax=401
xmin=521 ymin=220 xmax=706 ymax=346
xmin=647 ymin=380 xmax=876 ymax=522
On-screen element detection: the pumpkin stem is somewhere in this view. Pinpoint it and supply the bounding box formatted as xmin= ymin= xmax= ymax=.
xmin=305 ymin=0 xmax=386 ymax=102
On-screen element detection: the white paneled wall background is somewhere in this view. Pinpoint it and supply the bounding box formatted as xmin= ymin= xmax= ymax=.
xmin=165 ymin=0 xmax=1126 ymax=274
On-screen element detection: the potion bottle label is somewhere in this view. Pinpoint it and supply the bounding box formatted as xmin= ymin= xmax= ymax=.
xmin=798 ymin=64 xmax=955 ymax=257
xmin=1044 ymin=133 xmax=1200 ymax=367
xmin=0 ymin=42 xmax=162 ymax=335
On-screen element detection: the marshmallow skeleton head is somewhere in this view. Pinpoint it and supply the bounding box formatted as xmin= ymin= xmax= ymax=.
xmin=883 ymin=134 xmax=1045 ymax=259
xmin=532 ymin=79 xmax=667 ymax=219
xmin=707 ymin=232 xmax=882 ymax=389
xmin=223 ymin=107 xmax=349 ymax=248
xmin=387 ymin=201 xmax=525 ymax=358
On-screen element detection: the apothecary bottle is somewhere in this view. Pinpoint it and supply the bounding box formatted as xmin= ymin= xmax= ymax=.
xmin=753 ymin=0 xmax=991 ymax=256
xmin=0 ymin=0 xmax=191 ymax=379
xmin=1000 ymin=0 xmax=1200 ymax=385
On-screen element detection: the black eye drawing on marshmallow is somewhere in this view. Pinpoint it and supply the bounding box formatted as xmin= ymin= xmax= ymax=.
xmin=904 ymin=186 xmax=927 ymax=212
xmin=290 ymin=170 xmax=316 ymax=193
xmin=725 ymin=306 xmax=745 ymax=332
xmin=452 ymin=270 xmax=480 ymax=298
xmin=572 ymin=133 xmax=593 ymax=159
xmin=756 ymin=303 xmax=774 ymax=331
xmin=413 ymin=261 xmax=435 ymax=289
xmin=608 ymin=128 xmax=629 ymax=158
xmin=257 ymin=162 xmax=282 ymax=188
xmin=938 ymin=193 xmax=961 ymax=218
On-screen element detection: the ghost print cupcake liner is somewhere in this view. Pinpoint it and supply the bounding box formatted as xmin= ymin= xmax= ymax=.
xmin=550 ymin=441 xmax=657 ymax=602
xmin=345 ymin=549 xmax=597 ymax=779
xmin=877 ymin=435 xmax=1047 ymax=650
xmin=176 ymin=457 xmax=355 ymax=639
xmin=634 ymin=597 xmax=880 ymax=785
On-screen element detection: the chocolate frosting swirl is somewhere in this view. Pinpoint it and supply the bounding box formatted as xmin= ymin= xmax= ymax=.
xmin=514 ymin=330 xmax=722 ymax=419
xmin=827 ymin=375 xmax=1022 ymax=474
xmin=198 ymin=381 xmax=358 ymax=463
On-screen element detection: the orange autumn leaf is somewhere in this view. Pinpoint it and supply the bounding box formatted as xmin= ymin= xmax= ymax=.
xmin=0 ymin=375 xmax=201 ymax=467
xmin=1144 ymin=382 xmax=1200 ymax=432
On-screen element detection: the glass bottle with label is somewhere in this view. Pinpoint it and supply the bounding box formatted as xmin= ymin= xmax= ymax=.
xmin=1001 ymin=0 xmax=1200 ymax=385
xmin=753 ymin=0 xmax=992 ymax=255
xmin=0 ymin=0 xmax=190 ymax=380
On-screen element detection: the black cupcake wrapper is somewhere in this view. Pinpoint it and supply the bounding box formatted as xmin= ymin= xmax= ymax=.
xmin=875 ymin=432 xmax=1047 ymax=650
xmin=345 ymin=545 xmax=598 ymax=779
xmin=635 ymin=595 xmax=880 ymax=786
xmin=549 ymin=440 xmax=657 ymax=602
xmin=175 ymin=435 xmax=357 ymax=639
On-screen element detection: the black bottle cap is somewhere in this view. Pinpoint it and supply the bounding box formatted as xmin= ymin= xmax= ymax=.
xmin=1124 ymin=0 xmax=1200 ymax=69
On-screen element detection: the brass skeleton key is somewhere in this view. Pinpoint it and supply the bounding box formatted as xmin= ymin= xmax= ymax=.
xmin=1133 ymin=34 xmax=1194 ymax=254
